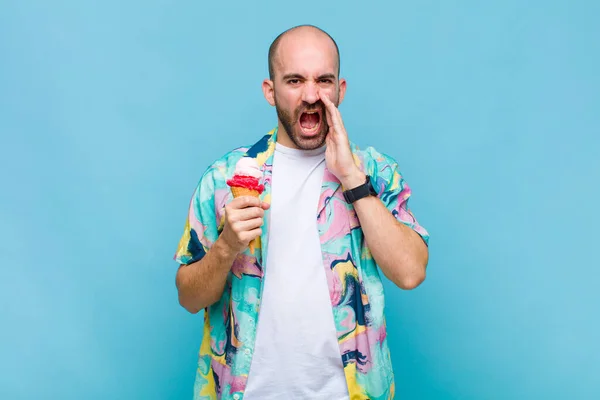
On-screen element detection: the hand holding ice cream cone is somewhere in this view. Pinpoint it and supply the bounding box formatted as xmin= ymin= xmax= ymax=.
xmin=225 ymin=157 xmax=266 ymax=255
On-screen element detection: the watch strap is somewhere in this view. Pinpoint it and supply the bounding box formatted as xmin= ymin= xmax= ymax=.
xmin=343 ymin=175 xmax=377 ymax=203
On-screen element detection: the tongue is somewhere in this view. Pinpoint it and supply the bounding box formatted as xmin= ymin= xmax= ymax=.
xmin=300 ymin=113 xmax=319 ymax=129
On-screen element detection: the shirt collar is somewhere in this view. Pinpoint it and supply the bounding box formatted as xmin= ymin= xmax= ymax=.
xmin=244 ymin=127 xmax=278 ymax=169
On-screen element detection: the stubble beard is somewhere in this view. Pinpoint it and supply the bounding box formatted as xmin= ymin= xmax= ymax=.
xmin=274 ymin=92 xmax=338 ymax=151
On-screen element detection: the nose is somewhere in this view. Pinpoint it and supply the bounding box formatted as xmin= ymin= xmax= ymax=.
xmin=301 ymin=82 xmax=319 ymax=105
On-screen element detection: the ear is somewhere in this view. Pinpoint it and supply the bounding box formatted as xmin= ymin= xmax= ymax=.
xmin=262 ymin=79 xmax=275 ymax=106
xmin=337 ymin=78 xmax=347 ymax=106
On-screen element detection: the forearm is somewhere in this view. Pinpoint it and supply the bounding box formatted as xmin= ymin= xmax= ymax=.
xmin=175 ymin=237 xmax=238 ymax=313
xmin=342 ymin=174 xmax=429 ymax=290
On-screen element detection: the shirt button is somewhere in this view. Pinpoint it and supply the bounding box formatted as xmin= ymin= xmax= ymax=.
xmin=233 ymin=394 xmax=240 ymax=400
xmin=244 ymin=348 xmax=251 ymax=356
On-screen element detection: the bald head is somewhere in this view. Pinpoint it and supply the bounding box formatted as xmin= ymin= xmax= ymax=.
xmin=268 ymin=25 xmax=340 ymax=80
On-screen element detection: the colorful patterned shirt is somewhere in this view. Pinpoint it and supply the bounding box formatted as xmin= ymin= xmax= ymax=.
xmin=174 ymin=127 xmax=430 ymax=400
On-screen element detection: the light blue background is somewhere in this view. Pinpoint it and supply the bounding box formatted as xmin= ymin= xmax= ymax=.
xmin=1 ymin=0 xmax=599 ymax=399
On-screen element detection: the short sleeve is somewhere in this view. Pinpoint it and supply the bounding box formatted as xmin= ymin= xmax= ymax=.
xmin=173 ymin=168 xmax=221 ymax=266
xmin=372 ymin=157 xmax=430 ymax=246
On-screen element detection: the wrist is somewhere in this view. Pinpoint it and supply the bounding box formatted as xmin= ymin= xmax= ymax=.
xmin=340 ymin=169 xmax=367 ymax=190
xmin=214 ymin=236 xmax=240 ymax=261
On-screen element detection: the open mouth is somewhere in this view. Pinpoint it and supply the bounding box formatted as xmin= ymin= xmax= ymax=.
xmin=299 ymin=110 xmax=321 ymax=136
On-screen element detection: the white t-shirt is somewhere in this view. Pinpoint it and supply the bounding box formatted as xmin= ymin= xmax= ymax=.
xmin=243 ymin=143 xmax=349 ymax=400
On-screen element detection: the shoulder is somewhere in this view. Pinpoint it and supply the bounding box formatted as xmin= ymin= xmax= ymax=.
xmin=186 ymin=145 xmax=249 ymax=209
xmin=351 ymin=143 xmax=400 ymax=181
xmin=198 ymin=145 xmax=249 ymax=185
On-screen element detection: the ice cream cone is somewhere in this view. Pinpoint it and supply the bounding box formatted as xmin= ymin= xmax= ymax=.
xmin=230 ymin=186 xmax=261 ymax=254
xmin=227 ymin=157 xmax=265 ymax=256
xmin=230 ymin=186 xmax=259 ymax=198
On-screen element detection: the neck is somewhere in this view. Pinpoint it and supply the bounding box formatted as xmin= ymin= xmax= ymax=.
xmin=275 ymin=122 xmax=298 ymax=149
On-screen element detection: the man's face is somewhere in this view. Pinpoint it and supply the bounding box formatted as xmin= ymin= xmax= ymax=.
xmin=263 ymin=31 xmax=346 ymax=150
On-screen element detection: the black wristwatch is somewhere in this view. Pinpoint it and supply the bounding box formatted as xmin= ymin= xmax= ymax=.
xmin=343 ymin=175 xmax=377 ymax=203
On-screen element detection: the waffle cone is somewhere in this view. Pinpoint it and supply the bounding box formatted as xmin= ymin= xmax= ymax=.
xmin=231 ymin=186 xmax=260 ymax=198
xmin=230 ymin=185 xmax=261 ymax=254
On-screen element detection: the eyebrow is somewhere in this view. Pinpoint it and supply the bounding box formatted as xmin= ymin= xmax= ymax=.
xmin=282 ymin=73 xmax=304 ymax=81
xmin=281 ymin=73 xmax=337 ymax=81
xmin=317 ymin=73 xmax=336 ymax=81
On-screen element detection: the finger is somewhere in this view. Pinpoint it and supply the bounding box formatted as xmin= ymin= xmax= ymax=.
xmin=234 ymin=217 xmax=264 ymax=233
xmin=328 ymin=112 xmax=343 ymax=136
xmin=318 ymin=90 xmax=335 ymax=114
xmin=321 ymin=94 xmax=343 ymax=131
xmin=331 ymin=105 xmax=344 ymax=129
xmin=323 ymin=101 xmax=336 ymax=130
xmin=334 ymin=107 xmax=344 ymax=129
xmin=319 ymin=90 xmax=332 ymax=106
xmin=230 ymin=206 xmax=264 ymax=222
xmin=318 ymin=90 xmax=333 ymax=125
xmin=325 ymin=132 xmax=334 ymax=148
xmin=242 ymin=227 xmax=262 ymax=243
xmin=325 ymin=105 xmax=333 ymax=128
xmin=329 ymin=105 xmax=346 ymax=136
xmin=321 ymin=93 xmax=337 ymax=115
xmin=229 ymin=195 xmax=261 ymax=210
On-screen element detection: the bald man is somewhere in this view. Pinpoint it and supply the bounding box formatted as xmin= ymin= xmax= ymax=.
xmin=174 ymin=25 xmax=430 ymax=400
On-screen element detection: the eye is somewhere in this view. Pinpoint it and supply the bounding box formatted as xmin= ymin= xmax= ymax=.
xmin=288 ymin=79 xmax=300 ymax=85
xmin=319 ymin=79 xmax=333 ymax=84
